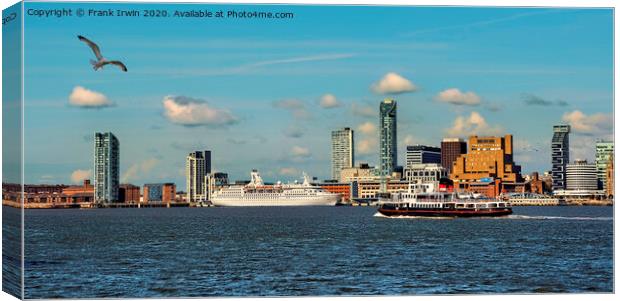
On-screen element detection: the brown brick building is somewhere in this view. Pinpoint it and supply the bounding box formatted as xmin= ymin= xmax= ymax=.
xmin=143 ymin=183 xmax=176 ymax=203
xmin=119 ymin=184 xmax=140 ymax=203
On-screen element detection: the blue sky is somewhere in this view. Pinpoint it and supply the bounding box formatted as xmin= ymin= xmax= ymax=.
xmin=21 ymin=2 xmax=613 ymax=187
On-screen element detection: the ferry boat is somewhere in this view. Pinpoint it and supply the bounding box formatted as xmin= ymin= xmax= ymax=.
xmin=377 ymin=183 xmax=512 ymax=218
xmin=210 ymin=170 xmax=340 ymax=207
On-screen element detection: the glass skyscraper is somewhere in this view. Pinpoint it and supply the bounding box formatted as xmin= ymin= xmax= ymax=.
xmin=595 ymin=140 xmax=614 ymax=190
xmin=94 ymin=132 xmax=120 ymax=203
xmin=379 ymin=98 xmax=397 ymax=177
xmin=551 ymin=125 xmax=570 ymax=190
xmin=331 ymin=127 xmax=354 ymax=181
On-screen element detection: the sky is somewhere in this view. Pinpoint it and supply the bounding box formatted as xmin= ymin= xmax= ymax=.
xmin=18 ymin=2 xmax=613 ymax=187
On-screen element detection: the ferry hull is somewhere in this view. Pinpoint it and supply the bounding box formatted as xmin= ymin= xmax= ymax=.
xmin=378 ymin=207 xmax=512 ymax=218
xmin=211 ymin=196 xmax=339 ymax=207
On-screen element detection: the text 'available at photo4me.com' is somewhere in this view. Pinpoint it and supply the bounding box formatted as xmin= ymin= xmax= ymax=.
xmin=26 ymin=7 xmax=295 ymax=20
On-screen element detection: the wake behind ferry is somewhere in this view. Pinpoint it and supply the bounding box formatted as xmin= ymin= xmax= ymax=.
xmin=210 ymin=170 xmax=340 ymax=206
xmin=377 ymin=182 xmax=512 ymax=218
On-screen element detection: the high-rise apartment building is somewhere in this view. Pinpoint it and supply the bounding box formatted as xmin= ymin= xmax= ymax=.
xmin=595 ymin=141 xmax=614 ymax=190
xmin=551 ymin=125 xmax=570 ymax=190
xmin=405 ymin=145 xmax=441 ymax=167
xmin=566 ymin=159 xmax=598 ymax=191
xmin=379 ymin=98 xmax=397 ymax=176
xmin=94 ymin=132 xmax=119 ymax=203
xmin=441 ymin=138 xmax=467 ymax=173
xmin=186 ymin=150 xmax=211 ymax=202
xmin=331 ymin=127 xmax=354 ymax=181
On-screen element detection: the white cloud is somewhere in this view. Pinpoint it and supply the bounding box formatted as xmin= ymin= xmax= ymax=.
xmin=562 ymin=110 xmax=613 ymax=136
xmin=121 ymin=158 xmax=158 ymax=183
xmin=70 ymin=169 xmax=92 ymax=184
xmin=279 ymin=167 xmax=299 ymax=176
xmin=357 ymin=138 xmax=378 ymax=155
xmin=403 ymin=135 xmax=416 ymax=146
xmin=68 ymin=86 xmax=113 ymax=108
xmin=291 ymin=146 xmax=311 ymax=158
xmin=446 ymin=111 xmax=503 ymax=137
xmin=163 ymin=96 xmax=238 ymax=127
xmin=435 ymin=88 xmax=481 ymax=106
xmin=319 ymin=93 xmax=340 ymax=109
xmin=357 ymin=122 xmax=377 ymax=135
xmin=273 ymin=99 xmax=309 ymax=119
xmin=371 ymin=72 xmax=417 ymax=94
xmin=351 ymin=102 xmax=376 ymax=117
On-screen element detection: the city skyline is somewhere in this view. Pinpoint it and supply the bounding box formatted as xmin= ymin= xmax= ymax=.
xmin=20 ymin=3 xmax=613 ymax=186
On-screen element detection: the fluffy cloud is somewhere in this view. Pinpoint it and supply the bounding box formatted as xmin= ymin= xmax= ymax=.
xmin=273 ymin=99 xmax=309 ymax=119
xmin=121 ymin=158 xmax=158 ymax=183
xmin=291 ymin=146 xmax=311 ymax=158
xmin=319 ymin=94 xmax=340 ymax=109
xmin=163 ymin=96 xmax=238 ymax=127
xmin=371 ymin=72 xmax=417 ymax=94
xmin=435 ymin=88 xmax=481 ymax=106
xmin=70 ymin=169 xmax=92 ymax=184
xmin=446 ymin=111 xmax=503 ymax=137
xmin=562 ymin=110 xmax=612 ymax=136
xmin=351 ymin=102 xmax=376 ymax=117
xmin=357 ymin=138 xmax=378 ymax=155
xmin=279 ymin=167 xmax=299 ymax=176
xmin=357 ymin=122 xmax=377 ymax=135
xmin=69 ymin=86 xmax=113 ymax=108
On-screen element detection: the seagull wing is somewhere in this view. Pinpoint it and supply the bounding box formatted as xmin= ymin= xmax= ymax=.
xmin=103 ymin=60 xmax=128 ymax=72
xmin=78 ymin=35 xmax=103 ymax=61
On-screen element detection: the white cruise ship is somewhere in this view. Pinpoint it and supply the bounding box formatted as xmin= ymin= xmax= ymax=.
xmin=210 ymin=170 xmax=340 ymax=206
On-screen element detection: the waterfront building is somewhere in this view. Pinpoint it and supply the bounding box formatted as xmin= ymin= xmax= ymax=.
xmin=62 ymin=179 xmax=95 ymax=203
xmin=605 ymin=154 xmax=614 ymax=198
xmin=403 ymin=164 xmax=447 ymax=186
xmin=595 ymin=141 xmax=614 ymax=190
xmin=186 ymin=150 xmax=211 ymax=202
xmin=331 ymin=127 xmax=355 ymax=181
xmin=143 ymin=183 xmax=176 ymax=203
xmin=340 ymin=163 xmax=379 ymax=183
xmin=405 ymin=145 xmax=441 ymax=167
xmin=551 ymin=125 xmax=571 ymax=190
xmin=318 ymin=181 xmax=352 ymax=202
xmin=351 ymin=180 xmax=409 ymax=200
xmin=450 ymin=135 xmax=523 ymax=198
xmin=441 ymin=138 xmax=467 ymax=173
xmin=94 ymin=132 xmax=120 ymax=203
xmin=379 ymin=98 xmax=397 ymax=176
xmin=566 ymin=159 xmax=598 ymax=191
xmin=118 ymin=184 xmax=140 ymax=203
xmin=207 ymin=172 xmax=229 ymax=198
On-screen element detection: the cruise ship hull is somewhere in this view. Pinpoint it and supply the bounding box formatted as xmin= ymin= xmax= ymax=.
xmin=378 ymin=207 xmax=512 ymax=218
xmin=211 ymin=196 xmax=339 ymax=207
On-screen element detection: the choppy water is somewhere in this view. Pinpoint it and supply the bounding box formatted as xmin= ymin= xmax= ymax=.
xmin=12 ymin=206 xmax=614 ymax=298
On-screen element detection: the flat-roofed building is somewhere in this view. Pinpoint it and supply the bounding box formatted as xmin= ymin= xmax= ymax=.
xmin=143 ymin=183 xmax=176 ymax=203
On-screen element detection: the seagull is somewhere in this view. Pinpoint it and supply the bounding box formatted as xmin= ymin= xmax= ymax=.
xmin=78 ymin=35 xmax=127 ymax=72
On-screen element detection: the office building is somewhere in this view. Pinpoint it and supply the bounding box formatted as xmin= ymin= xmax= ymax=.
xmin=441 ymin=138 xmax=467 ymax=173
xmin=331 ymin=127 xmax=355 ymax=181
xmin=566 ymin=159 xmax=598 ymax=191
xmin=406 ymin=145 xmax=441 ymax=167
xmin=379 ymin=98 xmax=397 ymax=176
xmin=595 ymin=141 xmax=614 ymax=190
xmin=606 ymin=154 xmax=614 ymax=197
xmin=551 ymin=125 xmax=570 ymax=190
xmin=404 ymin=163 xmax=447 ymax=184
xmin=143 ymin=183 xmax=176 ymax=203
xmin=118 ymin=184 xmax=140 ymax=203
xmin=94 ymin=132 xmax=120 ymax=203
xmin=450 ymin=135 xmax=523 ymax=197
xmin=186 ymin=150 xmax=211 ymax=202
xmin=340 ymin=163 xmax=379 ymax=183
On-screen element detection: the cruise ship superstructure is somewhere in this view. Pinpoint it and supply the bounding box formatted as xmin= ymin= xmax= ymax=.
xmin=210 ymin=170 xmax=340 ymax=206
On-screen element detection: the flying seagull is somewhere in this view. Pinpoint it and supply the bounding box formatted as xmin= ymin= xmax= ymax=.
xmin=78 ymin=35 xmax=128 ymax=72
